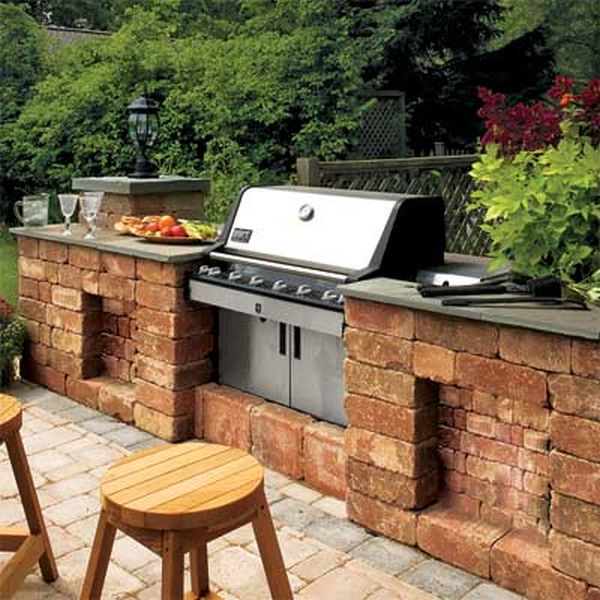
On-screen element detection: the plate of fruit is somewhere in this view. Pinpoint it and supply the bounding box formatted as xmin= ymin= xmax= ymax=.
xmin=114 ymin=216 xmax=220 ymax=244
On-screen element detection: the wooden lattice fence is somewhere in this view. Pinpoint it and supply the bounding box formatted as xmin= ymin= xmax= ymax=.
xmin=296 ymin=155 xmax=491 ymax=256
xmin=350 ymin=91 xmax=407 ymax=159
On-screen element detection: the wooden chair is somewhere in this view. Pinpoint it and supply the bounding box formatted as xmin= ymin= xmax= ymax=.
xmin=81 ymin=442 xmax=292 ymax=600
xmin=0 ymin=394 xmax=58 ymax=598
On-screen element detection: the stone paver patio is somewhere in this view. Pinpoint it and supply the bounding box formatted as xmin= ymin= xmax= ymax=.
xmin=0 ymin=382 xmax=524 ymax=600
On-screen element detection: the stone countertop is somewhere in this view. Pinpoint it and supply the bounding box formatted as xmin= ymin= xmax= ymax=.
xmin=10 ymin=225 xmax=214 ymax=264
xmin=340 ymin=277 xmax=600 ymax=341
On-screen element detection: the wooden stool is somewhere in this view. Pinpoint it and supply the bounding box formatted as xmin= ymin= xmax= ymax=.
xmin=82 ymin=442 xmax=292 ymax=600
xmin=0 ymin=394 xmax=58 ymax=598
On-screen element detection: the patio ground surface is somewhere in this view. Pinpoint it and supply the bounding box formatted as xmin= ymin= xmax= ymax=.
xmin=0 ymin=382 xmax=525 ymax=600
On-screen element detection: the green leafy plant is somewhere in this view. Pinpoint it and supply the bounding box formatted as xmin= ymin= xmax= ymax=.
xmin=470 ymin=78 xmax=600 ymax=305
xmin=0 ymin=298 xmax=26 ymax=387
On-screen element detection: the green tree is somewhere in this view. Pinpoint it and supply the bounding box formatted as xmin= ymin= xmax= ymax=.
xmin=7 ymin=1 xmax=367 ymax=219
xmin=0 ymin=4 xmax=47 ymax=222
xmin=3 ymin=0 xmax=114 ymax=29
xmin=499 ymin=0 xmax=600 ymax=80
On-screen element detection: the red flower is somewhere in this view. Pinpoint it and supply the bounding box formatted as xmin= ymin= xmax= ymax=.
xmin=559 ymin=93 xmax=574 ymax=108
xmin=0 ymin=298 xmax=13 ymax=325
xmin=478 ymin=76 xmax=599 ymax=155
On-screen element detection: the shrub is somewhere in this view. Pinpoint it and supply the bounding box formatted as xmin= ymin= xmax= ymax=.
xmin=470 ymin=76 xmax=600 ymax=304
xmin=0 ymin=298 xmax=26 ymax=387
xmin=6 ymin=3 xmax=367 ymax=222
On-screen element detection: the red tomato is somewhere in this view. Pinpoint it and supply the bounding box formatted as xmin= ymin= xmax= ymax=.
xmin=170 ymin=225 xmax=187 ymax=237
xmin=160 ymin=226 xmax=172 ymax=237
xmin=146 ymin=222 xmax=160 ymax=233
xmin=159 ymin=215 xmax=176 ymax=229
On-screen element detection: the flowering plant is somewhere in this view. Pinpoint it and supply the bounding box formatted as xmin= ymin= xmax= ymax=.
xmin=470 ymin=76 xmax=600 ymax=305
xmin=0 ymin=298 xmax=26 ymax=387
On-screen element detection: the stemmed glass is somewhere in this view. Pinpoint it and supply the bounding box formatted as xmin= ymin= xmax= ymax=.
xmin=79 ymin=192 xmax=103 ymax=240
xmin=58 ymin=194 xmax=78 ymax=236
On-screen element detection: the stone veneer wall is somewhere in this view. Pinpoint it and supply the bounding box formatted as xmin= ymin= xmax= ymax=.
xmin=193 ymin=384 xmax=348 ymax=500
xmin=17 ymin=237 xmax=213 ymax=441
xmin=16 ymin=235 xmax=600 ymax=598
xmin=344 ymin=297 xmax=600 ymax=600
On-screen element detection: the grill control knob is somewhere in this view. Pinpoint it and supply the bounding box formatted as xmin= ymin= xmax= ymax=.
xmin=249 ymin=276 xmax=264 ymax=286
xmin=296 ymin=284 xmax=312 ymax=296
xmin=198 ymin=265 xmax=210 ymax=275
xmin=321 ymin=290 xmax=338 ymax=302
xmin=207 ymin=267 xmax=221 ymax=277
xmin=272 ymin=280 xmax=287 ymax=291
xmin=228 ymin=271 xmax=242 ymax=281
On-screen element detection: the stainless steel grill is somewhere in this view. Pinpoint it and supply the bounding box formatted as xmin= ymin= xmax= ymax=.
xmin=189 ymin=185 xmax=445 ymax=425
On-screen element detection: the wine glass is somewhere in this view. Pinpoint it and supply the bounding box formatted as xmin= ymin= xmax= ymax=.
xmin=58 ymin=194 xmax=78 ymax=236
xmin=79 ymin=192 xmax=103 ymax=240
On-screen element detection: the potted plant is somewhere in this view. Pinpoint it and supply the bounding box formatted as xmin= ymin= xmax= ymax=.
xmin=470 ymin=76 xmax=600 ymax=305
xmin=0 ymin=298 xmax=26 ymax=387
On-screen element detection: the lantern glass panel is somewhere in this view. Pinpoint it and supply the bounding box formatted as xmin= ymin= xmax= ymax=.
xmin=146 ymin=113 xmax=159 ymax=146
xmin=128 ymin=113 xmax=139 ymax=144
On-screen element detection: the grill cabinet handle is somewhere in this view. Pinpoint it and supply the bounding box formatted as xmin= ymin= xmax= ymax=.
xmin=279 ymin=323 xmax=287 ymax=356
xmin=293 ymin=326 xmax=301 ymax=360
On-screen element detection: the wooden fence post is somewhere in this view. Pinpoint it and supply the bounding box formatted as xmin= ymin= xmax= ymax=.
xmin=296 ymin=158 xmax=321 ymax=187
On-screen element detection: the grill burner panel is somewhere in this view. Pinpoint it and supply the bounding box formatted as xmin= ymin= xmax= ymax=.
xmin=192 ymin=264 xmax=344 ymax=311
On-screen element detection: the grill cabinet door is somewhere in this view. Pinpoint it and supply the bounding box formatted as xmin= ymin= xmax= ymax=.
xmin=290 ymin=327 xmax=346 ymax=426
xmin=219 ymin=309 xmax=290 ymax=406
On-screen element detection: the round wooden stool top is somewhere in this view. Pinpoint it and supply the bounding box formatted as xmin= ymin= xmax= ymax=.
xmin=101 ymin=442 xmax=264 ymax=530
xmin=0 ymin=394 xmax=22 ymax=442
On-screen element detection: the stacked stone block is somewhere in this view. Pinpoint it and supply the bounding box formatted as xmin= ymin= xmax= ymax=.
xmin=18 ymin=238 xmax=213 ymax=441
xmin=548 ymin=340 xmax=600 ymax=594
xmin=195 ymin=384 xmax=347 ymax=500
xmin=94 ymin=192 xmax=206 ymax=229
xmin=343 ymin=297 xmax=600 ymax=600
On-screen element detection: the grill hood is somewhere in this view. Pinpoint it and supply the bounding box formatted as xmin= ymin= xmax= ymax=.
xmin=216 ymin=186 xmax=445 ymax=281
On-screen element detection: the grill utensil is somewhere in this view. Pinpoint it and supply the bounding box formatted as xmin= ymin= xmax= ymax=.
xmin=419 ymin=275 xmax=562 ymax=299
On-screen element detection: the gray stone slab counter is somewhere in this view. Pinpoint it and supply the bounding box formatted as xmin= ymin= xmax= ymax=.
xmin=72 ymin=175 xmax=210 ymax=195
xmin=11 ymin=224 xmax=214 ymax=263
xmin=340 ymin=277 xmax=600 ymax=340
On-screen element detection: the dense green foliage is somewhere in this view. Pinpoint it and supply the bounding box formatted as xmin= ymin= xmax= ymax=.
xmin=0 ymin=5 xmax=47 ymax=223
xmin=0 ymin=295 xmax=26 ymax=384
xmin=471 ymin=133 xmax=600 ymax=281
xmin=3 ymin=0 xmax=114 ymax=29
xmin=5 ymin=1 xmax=368 ymax=220
xmin=499 ymin=0 xmax=600 ymax=80
xmin=0 ymin=237 xmax=18 ymax=307
xmin=0 ymin=0 xmax=557 ymax=222
xmin=0 ymin=4 xmax=47 ymax=123
xmin=471 ymin=78 xmax=600 ymax=304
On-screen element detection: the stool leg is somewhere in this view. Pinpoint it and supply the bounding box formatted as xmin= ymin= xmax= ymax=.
xmin=81 ymin=510 xmax=116 ymax=600
xmin=190 ymin=540 xmax=209 ymax=598
xmin=5 ymin=432 xmax=58 ymax=583
xmin=251 ymin=489 xmax=292 ymax=600
xmin=162 ymin=531 xmax=184 ymax=600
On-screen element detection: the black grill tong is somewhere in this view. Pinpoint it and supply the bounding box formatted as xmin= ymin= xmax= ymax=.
xmin=418 ymin=275 xmax=587 ymax=309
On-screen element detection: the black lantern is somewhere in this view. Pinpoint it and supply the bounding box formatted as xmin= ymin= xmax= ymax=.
xmin=126 ymin=95 xmax=159 ymax=178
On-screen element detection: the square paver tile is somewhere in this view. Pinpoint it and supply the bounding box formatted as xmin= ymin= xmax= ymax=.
xmin=298 ymin=566 xmax=379 ymax=599
xmin=305 ymin=515 xmax=372 ymax=553
xmin=102 ymin=426 xmax=155 ymax=447
xmin=44 ymin=494 xmax=100 ymax=527
xmin=280 ymin=482 xmax=323 ymax=505
xmin=270 ymin=498 xmax=326 ymax=530
xmin=403 ymin=559 xmax=482 ymax=600
xmin=292 ymin=548 xmax=348 ymax=582
xmin=351 ymin=537 xmax=427 ymax=576
xmin=463 ymin=582 xmax=524 ymax=600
